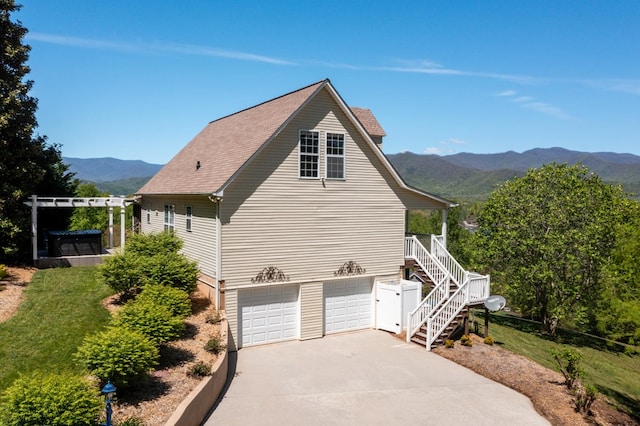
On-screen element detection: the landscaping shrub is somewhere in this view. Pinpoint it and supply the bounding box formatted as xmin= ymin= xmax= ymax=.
xmin=117 ymin=416 xmax=145 ymax=426
xmin=138 ymin=253 xmax=198 ymax=293
xmin=0 ymin=372 xmax=102 ymax=426
xmin=75 ymin=327 xmax=159 ymax=387
xmin=205 ymin=310 xmax=223 ymax=325
xmin=484 ymin=336 xmax=495 ymax=345
xmin=575 ymin=383 xmax=598 ymax=414
xmin=204 ymin=335 xmax=227 ymax=355
xmin=460 ymin=334 xmax=473 ymax=347
xmin=444 ymin=339 xmax=455 ymax=348
xmin=125 ymin=232 xmax=183 ymax=257
xmin=552 ymin=348 xmax=583 ymax=390
xmin=111 ymin=300 xmax=185 ymax=345
xmin=0 ymin=264 xmax=7 ymax=279
xmin=98 ymin=233 xmax=198 ymax=294
xmin=137 ymin=284 xmax=191 ymax=319
xmin=187 ymin=361 xmax=211 ymax=378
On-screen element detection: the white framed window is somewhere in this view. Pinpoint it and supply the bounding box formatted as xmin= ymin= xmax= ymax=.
xmin=326 ymin=133 xmax=345 ymax=179
xmin=164 ymin=204 xmax=175 ymax=232
xmin=186 ymin=205 xmax=193 ymax=232
xmin=299 ymin=130 xmax=319 ymax=178
xmin=146 ymin=209 xmax=151 ymax=224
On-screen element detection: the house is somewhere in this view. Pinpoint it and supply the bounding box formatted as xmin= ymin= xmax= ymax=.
xmin=136 ymin=79 xmax=489 ymax=351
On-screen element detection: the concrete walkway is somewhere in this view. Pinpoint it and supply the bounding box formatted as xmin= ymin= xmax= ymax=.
xmin=203 ymin=330 xmax=549 ymax=425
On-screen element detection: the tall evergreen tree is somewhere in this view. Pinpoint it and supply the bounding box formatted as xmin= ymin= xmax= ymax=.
xmin=0 ymin=1 xmax=76 ymax=262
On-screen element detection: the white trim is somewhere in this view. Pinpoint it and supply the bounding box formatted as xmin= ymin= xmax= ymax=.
xmin=325 ymin=132 xmax=346 ymax=180
xmin=298 ymin=129 xmax=320 ymax=179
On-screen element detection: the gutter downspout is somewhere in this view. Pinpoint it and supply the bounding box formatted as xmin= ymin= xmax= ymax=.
xmin=209 ymin=194 xmax=223 ymax=310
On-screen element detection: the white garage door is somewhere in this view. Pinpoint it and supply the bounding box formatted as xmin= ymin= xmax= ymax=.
xmin=239 ymin=285 xmax=299 ymax=347
xmin=324 ymin=278 xmax=372 ymax=334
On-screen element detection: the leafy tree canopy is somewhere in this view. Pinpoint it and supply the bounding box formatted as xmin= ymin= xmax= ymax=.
xmin=0 ymin=0 xmax=76 ymax=262
xmin=473 ymin=163 xmax=628 ymax=335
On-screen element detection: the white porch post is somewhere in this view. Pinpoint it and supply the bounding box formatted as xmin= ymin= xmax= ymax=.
xmin=120 ymin=203 xmax=126 ymax=252
xmin=108 ymin=203 xmax=114 ymax=249
xmin=31 ymin=194 xmax=38 ymax=262
xmin=441 ymin=208 xmax=448 ymax=249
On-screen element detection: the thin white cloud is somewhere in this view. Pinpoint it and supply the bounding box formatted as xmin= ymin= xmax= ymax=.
xmin=424 ymin=147 xmax=448 ymax=155
xmin=441 ymin=138 xmax=466 ymax=146
xmin=26 ymin=32 xmax=294 ymax=65
xmin=581 ymin=78 xmax=640 ymax=96
xmin=521 ymin=101 xmax=573 ymax=120
xmin=496 ymin=89 xmax=572 ymax=120
xmin=513 ymin=96 xmax=534 ymax=103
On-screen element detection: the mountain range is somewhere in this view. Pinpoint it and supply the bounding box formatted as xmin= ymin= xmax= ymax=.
xmin=63 ymin=148 xmax=640 ymax=200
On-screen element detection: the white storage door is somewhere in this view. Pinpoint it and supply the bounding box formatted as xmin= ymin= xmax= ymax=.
xmin=239 ymin=285 xmax=299 ymax=347
xmin=324 ymin=278 xmax=373 ymax=334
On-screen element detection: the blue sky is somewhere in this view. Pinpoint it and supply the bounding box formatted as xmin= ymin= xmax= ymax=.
xmin=16 ymin=1 xmax=640 ymax=164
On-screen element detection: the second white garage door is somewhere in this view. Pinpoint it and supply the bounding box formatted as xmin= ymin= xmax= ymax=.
xmin=239 ymin=285 xmax=299 ymax=347
xmin=324 ymin=278 xmax=372 ymax=334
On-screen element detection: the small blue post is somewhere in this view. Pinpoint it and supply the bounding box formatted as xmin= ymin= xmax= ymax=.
xmin=101 ymin=380 xmax=117 ymax=426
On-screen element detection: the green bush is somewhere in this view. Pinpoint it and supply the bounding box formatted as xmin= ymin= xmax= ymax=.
xmin=75 ymin=327 xmax=159 ymax=387
xmin=126 ymin=232 xmax=183 ymax=257
xmin=111 ymin=301 xmax=185 ymax=345
xmin=0 ymin=264 xmax=7 ymax=279
xmin=187 ymin=361 xmax=211 ymax=377
xmin=460 ymin=334 xmax=473 ymax=347
xmin=484 ymin=336 xmax=495 ymax=345
xmin=444 ymin=339 xmax=455 ymax=348
xmin=137 ymin=284 xmax=192 ymax=319
xmin=99 ymin=234 xmax=198 ymax=294
xmin=204 ymin=335 xmax=227 ymax=355
xmin=117 ymin=416 xmax=145 ymax=426
xmin=552 ymin=348 xmax=583 ymax=390
xmin=0 ymin=372 xmax=102 ymax=426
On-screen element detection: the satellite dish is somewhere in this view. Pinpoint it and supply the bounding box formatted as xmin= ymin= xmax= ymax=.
xmin=484 ymin=295 xmax=507 ymax=312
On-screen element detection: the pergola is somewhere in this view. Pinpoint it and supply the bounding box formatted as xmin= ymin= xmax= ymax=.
xmin=24 ymin=195 xmax=133 ymax=263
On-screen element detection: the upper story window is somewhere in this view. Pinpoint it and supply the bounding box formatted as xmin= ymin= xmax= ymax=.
xmin=164 ymin=204 xmax=175 ymax=232
xmin=186 ymin=205 xmax=193 ymax=232
xmin=299 ymin=130 xmax=319 ymax=178
xmin=326 ymin=133 xmax=345 ymax=179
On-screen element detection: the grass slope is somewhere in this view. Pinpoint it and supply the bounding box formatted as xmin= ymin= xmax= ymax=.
xmin=476 ymin=312 xmax=640 ymax=419
xmin=0 ymin=266 xmax=114 ymax=392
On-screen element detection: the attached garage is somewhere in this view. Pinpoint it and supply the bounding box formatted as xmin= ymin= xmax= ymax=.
xmin=239 ymin=285 xmax=299 ymax=347
xmin=324 ymin=277 xmax=373 ymax=334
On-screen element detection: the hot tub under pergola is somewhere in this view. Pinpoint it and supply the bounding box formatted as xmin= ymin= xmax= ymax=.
xmin=24 ymin=195 xmax=133 ymax=266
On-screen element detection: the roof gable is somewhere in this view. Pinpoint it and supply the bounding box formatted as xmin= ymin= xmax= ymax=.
xmin=137 ymin=79 xmax=454 ymax=208
xmin=138 ymin=80 xmax=326 ymax=195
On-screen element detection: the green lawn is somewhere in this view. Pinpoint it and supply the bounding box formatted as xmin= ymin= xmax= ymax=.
xmin=473 ymin=310 xmax=640 ymax=419
xmin=0 ymin=266 xmax=114 ymax=392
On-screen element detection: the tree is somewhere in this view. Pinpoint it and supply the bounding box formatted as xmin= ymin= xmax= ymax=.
xmin=69 ymin=183 xmax=109 ymax=231
xmin=0 ymin=0 xmax=76 ymax=262
xmin=594 ymin=199 xmax=640 ymax=344
xmin=473 ymin=163 xmax=627 ymax=335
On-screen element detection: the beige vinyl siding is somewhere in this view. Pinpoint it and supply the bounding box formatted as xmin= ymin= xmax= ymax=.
xmin=139 ymin=195 xmax=217 ymax=279
xmin=220 ymin=89 xmax=408 ymax=289
xmin=299 ymin=282 xmax=323 ymax=340
xmin=225 ymin=289 xmax=238 ymax=351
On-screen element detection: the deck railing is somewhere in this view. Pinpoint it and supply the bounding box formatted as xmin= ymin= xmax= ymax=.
xmin=405 ymin=234 xmax=490 ymax=350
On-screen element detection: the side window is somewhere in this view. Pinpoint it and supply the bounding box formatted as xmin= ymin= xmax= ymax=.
xmin=299 ymin=130 xmax=319 ymax=178
xmin=146 ymin=209 xmax=151 ymax=224
xmin=163 ymin=204 xmax=175 ymax=232
xmin=186 ymin=205 xmax=192 ymax=232
xmin=326 ymin=133 xmax=345 ymax=179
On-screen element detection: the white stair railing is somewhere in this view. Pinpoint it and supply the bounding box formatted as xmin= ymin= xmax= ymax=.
xmin=405 ymin=236 xmax=450 ymax=341
xmin=430 ymin=235 xmax=466 ymax=288
xmin=426 ymin=284 xmax=469 ymax=349
xmin=405 ymin=234 xmax=491 ymax=350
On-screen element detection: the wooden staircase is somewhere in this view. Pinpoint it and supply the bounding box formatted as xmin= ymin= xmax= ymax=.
xmin=404 ymin=235 xmax=490 ymax=351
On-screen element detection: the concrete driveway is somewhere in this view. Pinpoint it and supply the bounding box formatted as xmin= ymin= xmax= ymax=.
xmin=203 ymin=330 xmax=548 ymax=425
